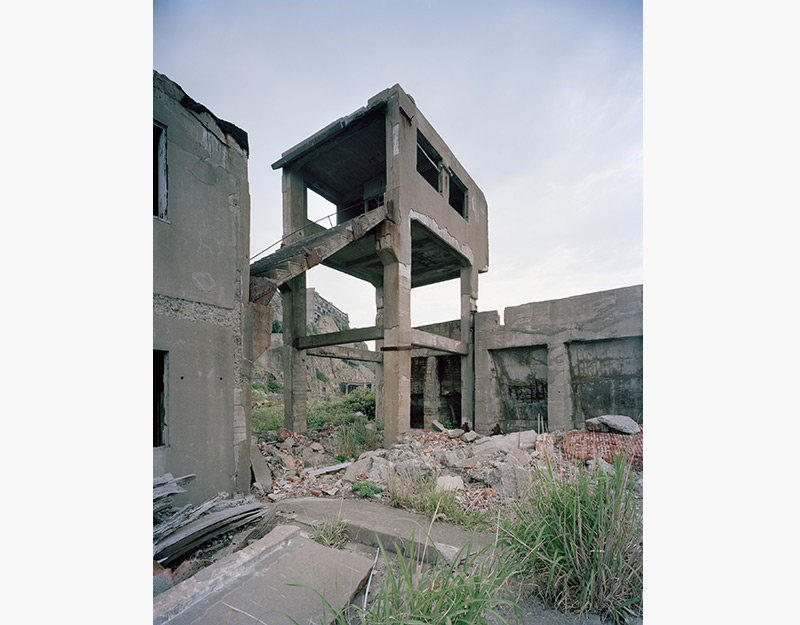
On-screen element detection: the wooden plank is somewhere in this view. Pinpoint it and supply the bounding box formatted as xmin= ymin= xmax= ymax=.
xmin=157 ymin=509 xmax=268 ymax=566
xmin=308 ymin=462 xmax=352 ymax=477
xmin=153 ymin=503 xmax=267 ymax=561
xmin=153 ymin=492 xmax=228 ymax=543
xmin=232 ymin=507 xmax=279 ymax=553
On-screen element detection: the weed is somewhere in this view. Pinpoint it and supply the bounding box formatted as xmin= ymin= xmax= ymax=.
xmin=288 ymin=530 xmax=519 ymax=625
xmin=352 ymin=480 xmax=382 ymax=499
xmin=500 ymin=452 xmax=643 ymax=623
xmin=310 ymin=516 xmax=349 ymax=550
xmin=388 ymin=471 xmax=495 ymax=533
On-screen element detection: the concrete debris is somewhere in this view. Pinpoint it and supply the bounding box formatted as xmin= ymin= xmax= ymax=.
xmin=585 ymin=414 xmax=641 ymax=435
xmin=252 ymin=421 xmax=643 ymax=510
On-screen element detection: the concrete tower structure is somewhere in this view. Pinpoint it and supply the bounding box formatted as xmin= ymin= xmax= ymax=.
xmin=251 ymin=84 xmax=488 ymax=443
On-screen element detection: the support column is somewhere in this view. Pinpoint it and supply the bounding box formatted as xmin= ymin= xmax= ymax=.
xmin=374 ymin=285 xmax=385 ymax=431
xmin=547 ymin=342 xmax=574 ymax=432
xmin=281 ymin=168 xmax=308 ymax=433
xmin=460 ymin=266 xmax=478 ymax=429
xmin=376 ymin=219 xmax=412 ymax=444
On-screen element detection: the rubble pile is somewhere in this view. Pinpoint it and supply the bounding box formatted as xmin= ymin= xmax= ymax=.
xmin=250 ymin=415 xmax=645 ymax=509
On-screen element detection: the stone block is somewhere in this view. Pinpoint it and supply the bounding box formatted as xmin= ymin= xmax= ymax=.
xmin=436 ymin=475 xmax=465 ymax=492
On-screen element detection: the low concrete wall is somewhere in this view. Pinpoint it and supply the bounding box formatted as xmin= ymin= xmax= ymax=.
xmin=474 ymin=285 xmax=643 ymax=434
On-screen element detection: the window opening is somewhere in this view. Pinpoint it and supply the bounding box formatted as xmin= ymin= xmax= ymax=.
xmin=448 ymin=171 xmax=467 ymax=218
xmin=154 ymin=122 xmax=168 ymax=219
xmin=154 ymin=350 xmax=167 ymax=447
xmin=416 ymin=132 xmax=441 ymax=192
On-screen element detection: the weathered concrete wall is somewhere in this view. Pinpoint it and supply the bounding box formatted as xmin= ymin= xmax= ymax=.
xmin=475 ymin=285 xmax=643 ymax=433
xmin=153 ymin=71 xmax=254 ymax=505
xmin=474 ymin=285 xmax=643 ymax=434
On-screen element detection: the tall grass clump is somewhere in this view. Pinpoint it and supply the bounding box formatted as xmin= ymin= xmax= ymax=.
xmin=287 ymin=531 xmax=518 ymax=625
xmin=500 ymin=452 xmax=643 ymax=623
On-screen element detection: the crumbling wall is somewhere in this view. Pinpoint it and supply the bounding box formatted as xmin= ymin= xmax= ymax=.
xmin=474 ymin=285 xmax=643 ymax=434
xmin=490 ymin=346 xmax=549 ymax=433
xmin=568 ymin=337 xmax=643 ymax=422
xmin=153 ymin=70 xmax=253 ymax=505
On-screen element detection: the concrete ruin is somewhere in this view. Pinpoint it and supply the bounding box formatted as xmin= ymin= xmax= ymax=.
xmin=154 ymin=74 xmax=642 ymax=505
xmin=251 ymin=84 xmax=489 ymax=444
xmin=153 ymin=71 xmax=273 ymax=504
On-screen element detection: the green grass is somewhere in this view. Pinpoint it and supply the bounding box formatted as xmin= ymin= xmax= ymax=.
xmin=500 ymin=452 xmax=643 ymax=623
xmin=388 ymin=472 xmax=496 ymax=534
xmin=352 ymin=480 xmax=382 ymax=499
xmin=252 ymin=403 xmax=284 ymax=434
xmin=310 ymin=516 xmax=349 ymax=550
xmin=287 ymin=531 xmax=519 ymax=625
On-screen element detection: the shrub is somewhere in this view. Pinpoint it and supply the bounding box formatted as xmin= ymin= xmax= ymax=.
xmin=252 ymin=403 xmax=284 ymax=433
xmin=340 ymin=388 xmax=375 ymax=418
xmin=307 ymin=390 xmax=376 ymax=427
xmin=316 ymin=368 xmax=330 ymax=383
xmin=500 ymin=453 xmax=643 ymax=623
xmin=266 ymin=373 xmax=283 ymax=394
xmin=272 ymin=319 xmax=282 ymax=333
xmin=352 ymin=480 xmax=382 ymax=499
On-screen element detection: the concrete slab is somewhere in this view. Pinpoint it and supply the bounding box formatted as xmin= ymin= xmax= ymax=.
xmin=273 ymin=497 xmax=495 ymax=565
xmin=154 ymin=523 xmax=374 ymax=625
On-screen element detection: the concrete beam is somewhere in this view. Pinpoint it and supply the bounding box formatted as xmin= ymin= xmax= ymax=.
xmin=296 ymin=325 xmax=384 ymax=350
xmin=250 ymin=204 xmax=389 ymax=286
xmin=305 ymin=345 xmax=382 ymax=363
xmin=410 ymin=328 xmax=468 ymax=355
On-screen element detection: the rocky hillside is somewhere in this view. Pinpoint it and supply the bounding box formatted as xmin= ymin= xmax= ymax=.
xmin=253 ymin=290 xmax=375 ymax=401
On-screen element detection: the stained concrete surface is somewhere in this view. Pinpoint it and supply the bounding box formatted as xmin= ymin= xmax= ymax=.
xmin=153 ymin=524 xmax=374 ymax=625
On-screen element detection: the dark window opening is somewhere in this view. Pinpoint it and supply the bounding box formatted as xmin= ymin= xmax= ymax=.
xmin=448 ymin=172 xmax=467 ymax=218
xmin=154 ymin=122 xmax=167 ymax=219
xmin=411 ymin=394 xmax=425 ymax=428
xmin=416 ymin=133 xmax=441 ymax=192
xmin=154 ymin=350 xmax=167 ymax=447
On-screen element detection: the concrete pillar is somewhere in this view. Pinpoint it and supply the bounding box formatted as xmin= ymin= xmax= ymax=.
xmin=460 ymin=266 xmax=478 ymax=429
xmin=374 ymin=285 xmax=385 ymax=430
xmin=282 ymin=168 xmax=308 ymax=433
xmin=376 ymin=219 xmax=412 ymax=444
xmin=423 ymin=355 xmax=440 ymax=429
xmin=546 ymin=342 xmax=574 ymax=432
xmin=473 ymin=310 xmax=500 ymax=434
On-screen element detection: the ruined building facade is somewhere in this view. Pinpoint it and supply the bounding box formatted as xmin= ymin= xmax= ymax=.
xmin=251 ymin=84 xmax=488 ymax=443
xmin=153 ymin=71 xmax=272 ymax=504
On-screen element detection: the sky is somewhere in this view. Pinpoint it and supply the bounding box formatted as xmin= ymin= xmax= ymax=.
xmin=153 ymin=0 xmax=642 ymax=329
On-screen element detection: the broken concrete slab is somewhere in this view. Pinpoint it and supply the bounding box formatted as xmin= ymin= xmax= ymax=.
xmin=250 ymin=445 xmax=272 ymax=490
xmin=586 ymin=414 xmax=640 ymax=435
xmin=154 ymin=524 xmax=374 ymax=625
xmin=273 ymin=497 xmax=494 ymax=566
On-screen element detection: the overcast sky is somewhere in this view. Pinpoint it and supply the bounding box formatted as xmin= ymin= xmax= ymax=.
xmin=153 ymin=0 xmax=642 ymax=328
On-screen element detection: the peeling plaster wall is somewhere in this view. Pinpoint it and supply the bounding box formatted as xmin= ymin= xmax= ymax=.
xmin=153 ymin=71 xmax=252 ymax=505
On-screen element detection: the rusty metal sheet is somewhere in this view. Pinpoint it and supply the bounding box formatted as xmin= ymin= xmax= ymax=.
xmin=249 ymin=276 xmax=278 ymax=306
